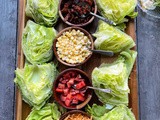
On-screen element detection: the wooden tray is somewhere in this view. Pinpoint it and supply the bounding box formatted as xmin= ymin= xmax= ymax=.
xmin=16 ymin=0 xmax=139 ymax=119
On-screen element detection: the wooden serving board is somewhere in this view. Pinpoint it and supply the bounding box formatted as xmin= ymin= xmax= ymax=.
xmin=16 ymin=0 xmax=139 ymax=119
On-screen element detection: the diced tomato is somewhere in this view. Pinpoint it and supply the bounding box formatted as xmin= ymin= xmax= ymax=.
xmin=75 ymin=81 xmax=86 ymax=89
xmin=60 ymin=95 xmax=66 ymax=101
xmin=75 ymin=89 xmax=79 ymax=94
xmin=67 ymin=83 xmax=71 ymax=88
xmin=65 ymin=93 xmax=73 ymax=106
xmin=63 ymin=88 xmax=69 ymax=95
xmin=56 ymin=88 xmax=63 ymax=93
xmin=56 ymin=72 xmax=87 ymax=107
xmin=58 ymin=83 xmax=65 ymax=89
xmin=67 ymin=78 xmax=74 ymax=88
xmin=75 ymin=94 xmax=85 ymax=101
xmin=71 ymin=91 xmax=76 ymax=95
xmin=70 ymin=88 xmax=76 ymax=95
xmin=72 ymin=99 xmax=79 ymax=104
xmin=65 ymin=99 xmax=71 ymax=106
xmin=66 ymin=93 xmax=72 ymax=100
xmin=69 ymin=78 xmax=75 ymax=84
xmin=74 ymin=78 xmax=84 ymax=82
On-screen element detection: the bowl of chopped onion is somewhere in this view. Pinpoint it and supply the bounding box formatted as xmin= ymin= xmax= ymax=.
xmin=53 ymin=27 xmax=94 ymax=67
xmin=60 ymin=110 xmax=92 ymax=120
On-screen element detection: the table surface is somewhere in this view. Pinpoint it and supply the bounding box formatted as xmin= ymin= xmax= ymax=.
xmin=1 ymin=1 xmax=160 ymax=120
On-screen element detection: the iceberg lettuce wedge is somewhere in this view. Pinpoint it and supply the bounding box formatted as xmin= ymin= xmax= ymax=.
xmin=86 ymin=104 xmax=136 ymax=120
xmin=22 ymin=20 xmax=57 ymax=64
xmin=14 ymin=63 xmax=58 ymax=109
xmin=96 ymin=0 xmax=137 ymax=25
xmin=26 ymin=103 xmax=61 ymax=120
xmin=93 ymin=21 xmax=135 ymax=53
xmin=26 ymin=0 xmax=59 ymax=26
xmin=92 ymin=50 xmax=137 ymax=106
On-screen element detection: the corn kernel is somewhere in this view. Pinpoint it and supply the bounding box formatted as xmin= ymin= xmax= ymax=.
xmin=56 ymin=29 xmax=91 ymax=64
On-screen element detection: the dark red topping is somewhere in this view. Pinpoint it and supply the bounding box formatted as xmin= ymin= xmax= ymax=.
xmin=61 ymin=0 xmax=95 ymax=24
xmin=55 ymin=71 xmax=87 ymax=107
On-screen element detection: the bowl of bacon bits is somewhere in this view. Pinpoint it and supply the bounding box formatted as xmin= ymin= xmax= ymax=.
xmin=60 ymin=110 xmax=92 ymax=120
xmin=53 ymin=68 xmax=93 ymax=109
xmin=59 ymin=0 xmax=97 ymax=26
xmin=53 ymin=27 xmax=94 ymax=67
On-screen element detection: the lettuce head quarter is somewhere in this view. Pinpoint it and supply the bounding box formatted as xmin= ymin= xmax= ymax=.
xmin=92 ymin=50 xmax=137 ymax=106
xmin=93 ymin=21 xmax=135 ymax=53
xmin=86 ymin=104 xmax=136 ymax=120
xmin=14 ymin=63 xmax=58 ymax=109
xmin=26 ymin=103 xmax=61 ymax=120
xmin=26 ymin=0 xmax=59 ymax=26
xmin=96 ymin=0 xmax=137 ymax=25
xmin=22 ymin=20 xmax=57 ymax=64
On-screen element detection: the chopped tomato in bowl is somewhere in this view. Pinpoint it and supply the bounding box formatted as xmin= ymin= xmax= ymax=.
xmin=53 ymin=68 xmax=92 ymax=109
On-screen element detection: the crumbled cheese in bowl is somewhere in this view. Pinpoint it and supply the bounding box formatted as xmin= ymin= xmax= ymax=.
xmin=56 ymin=29 xmax=92 ymax=64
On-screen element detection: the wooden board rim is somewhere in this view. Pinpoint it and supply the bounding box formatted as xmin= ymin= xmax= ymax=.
xmin=15 ymin=0 xmax=139 ymax=119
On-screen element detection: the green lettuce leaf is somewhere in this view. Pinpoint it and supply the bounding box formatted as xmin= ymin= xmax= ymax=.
xmin=154 ymin=0 xmax=160 ymax=6
xmin=22 ymin=20 xmax=57 ymax=64
xmin=26 ymin=0 xmax=59 ymax=26
xmin=87 ymin=104 xmax=135 ymax=120
xmin=93 ymin=21 xmax=135 ymax=53
xmin=86 ymin=104 xmax=111 ymax=120
xmin=26 ymin=103 xmax=61 ymax=120
xmin=14 ymin=63 xmax=58 ymax=109
xmin=92 ymin=50 xmax=137 ymax=106
xmin=96 ymin=0 xmax=137 ymax=25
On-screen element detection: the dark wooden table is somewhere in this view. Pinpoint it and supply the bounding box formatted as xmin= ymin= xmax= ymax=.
xmin=0 ymin=1 xmax=160 ymax=120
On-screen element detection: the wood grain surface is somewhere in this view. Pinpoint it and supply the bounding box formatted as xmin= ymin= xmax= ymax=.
xmin=15 ymin=0 xmax=139 ymax=120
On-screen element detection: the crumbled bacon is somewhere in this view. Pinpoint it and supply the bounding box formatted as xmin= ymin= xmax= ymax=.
xmin=61 ymin=0 xmax=95 ymax=24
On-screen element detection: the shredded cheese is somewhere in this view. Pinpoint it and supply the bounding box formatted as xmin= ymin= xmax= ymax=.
xmin=64 ymin=113 xmax=92 ymax=120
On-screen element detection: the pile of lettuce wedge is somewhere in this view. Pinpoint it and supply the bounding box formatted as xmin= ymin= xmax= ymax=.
xmin=88 ymin=50 xmax=137 ymax=119
xmin=89 ymin=2 xmax=138 ymax=118
xmin=15 ymin=20 xmax=61 ymax=119
xmin=14 ymin=2 xmax=61 ymax=118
